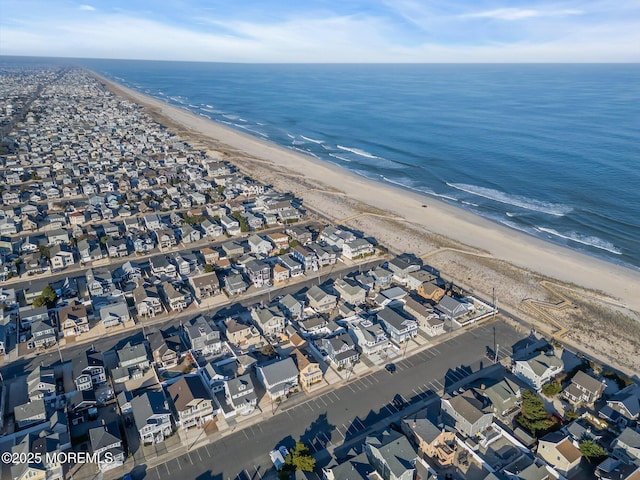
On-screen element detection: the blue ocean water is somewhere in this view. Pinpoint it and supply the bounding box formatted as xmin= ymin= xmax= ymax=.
xmin=9 ymin=58 xmax=640 ymax=269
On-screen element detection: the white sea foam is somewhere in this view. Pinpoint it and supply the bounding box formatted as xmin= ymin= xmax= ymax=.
xmin=462 ymin=200 xmax=480 ymax=207
xmin=329 ymin=153 xmax=352 ymax=163
xmin=536 ymin=227 xmax=622 ymax=254
xmin=447 ymin=183 xmax=572 ymax=216
xmin=301 ymin=135 xmax=324 ymax=144
xmin=291 ymin=146 xmax=320 ymax=159
xmin=499 ymin=220 xmax=536 ymax=235
xmin=205 ymin=104 xmax=213 ymax=108
xmin=337 ymin=145 xmax=380 ymax=159
xmin=286 ymin=133 xmax=295 ymax=140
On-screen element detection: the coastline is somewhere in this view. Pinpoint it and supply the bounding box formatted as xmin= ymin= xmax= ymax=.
xmin=92 ymin=71 xmax=640 ymax=314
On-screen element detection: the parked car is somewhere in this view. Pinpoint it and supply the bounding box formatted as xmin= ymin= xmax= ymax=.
xmin=385 ymin=363 xmax=396 ymax=373
xmin=270 ymin=445 xmax=290 ymax=471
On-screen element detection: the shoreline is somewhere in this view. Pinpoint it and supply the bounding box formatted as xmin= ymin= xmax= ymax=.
xmin=90 ymin=71 xmax=640 ymax=314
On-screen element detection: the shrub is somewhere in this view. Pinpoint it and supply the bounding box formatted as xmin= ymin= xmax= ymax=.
xmin=541 ymin=382 xmax=562 ymax=397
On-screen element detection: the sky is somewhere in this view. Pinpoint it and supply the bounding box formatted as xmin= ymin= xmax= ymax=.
xmin=1 ymin=0 xmax=639 ymax=62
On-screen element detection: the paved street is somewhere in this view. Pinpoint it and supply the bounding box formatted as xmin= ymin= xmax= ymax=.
xmin=119 ymin=319 xmax=523 ymax=480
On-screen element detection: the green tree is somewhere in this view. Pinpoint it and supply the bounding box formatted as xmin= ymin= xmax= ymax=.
xmin=286 ymin=442 xmax=316 ymax=472
xmin=33 ymin=285 xmax=57 ymax=308
xmin=204 ymin=264 xmax=215 ymax=273
xmin=517 ymin=390 xmax=555 ymax=436
xmin=38 ymin=245 xmax=52 ymax=259
xmin=217 ymin=185 xmax=225 ymax=195
xmin=231 ymin=212 xmax=249 ymax=232
xmin=261 ymin=344 xmax=277 ymax=358
xmin=288 ymin=239 xmax=299 ymax=248
xmin=579 ymin=440 xmax=607 ymax=462
xmin=565 ymin=409 xmax=580 ymax=422
xmin=541 ymin=381 xmax=562 ymax=397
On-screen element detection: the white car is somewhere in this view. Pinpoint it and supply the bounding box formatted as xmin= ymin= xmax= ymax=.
xmin=269 ymin=446 xmax=290 ymax=471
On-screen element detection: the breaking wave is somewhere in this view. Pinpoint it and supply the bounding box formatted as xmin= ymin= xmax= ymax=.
xmin=447 ymin=183 xmax=572 ymax=216
xmin=536 ymin=227 xmax=622 ymax=254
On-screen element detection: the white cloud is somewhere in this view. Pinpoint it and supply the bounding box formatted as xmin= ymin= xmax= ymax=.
xmin=79 ymin=5 xmax=95 ymax=11
xmin=464 ymin=7 xmax=583 ymax=20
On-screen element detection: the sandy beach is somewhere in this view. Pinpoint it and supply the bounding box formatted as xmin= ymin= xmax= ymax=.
xmin=92 ymin=72 xmax=640 ymax=373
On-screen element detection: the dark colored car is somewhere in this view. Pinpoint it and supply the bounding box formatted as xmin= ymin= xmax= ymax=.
xmin=385 ymin=363 xmax=396 ymax=373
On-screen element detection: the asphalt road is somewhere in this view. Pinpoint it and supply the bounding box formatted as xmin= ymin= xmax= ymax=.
xmin=128 ymin=319 xmax=524 ymax=480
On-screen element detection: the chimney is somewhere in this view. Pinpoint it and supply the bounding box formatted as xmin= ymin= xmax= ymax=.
xmin=481 ymin=384 xmax=485 ymax=391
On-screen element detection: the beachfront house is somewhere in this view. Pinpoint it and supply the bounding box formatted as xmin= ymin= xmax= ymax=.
xmin=514 ymin=351 xmax=564 ymax=391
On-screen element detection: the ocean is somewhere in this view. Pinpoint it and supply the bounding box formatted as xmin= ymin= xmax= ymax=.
xmin=6 ymin=58 xmax=640 ymax=269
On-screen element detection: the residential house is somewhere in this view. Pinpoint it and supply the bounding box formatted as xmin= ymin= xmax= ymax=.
xmin=267 ymin=232 xmax=289 ymax=251
xmin=537 ymin=432 xmax=582 ymax=476
xmin=405 ymin=269 xmax=437 ymax=291
xmin=167 ymin=375 xmax=216 ymax=429
xmin=323 ymin=452 xmax=375 ymax=480
xmin=291 ymin=348 xmax=323 ymax=391
xmin=280 ymin=294 xmax=304 ymax=320
xmin=73 ymin=348 xmax=107 ymax=392
xmin=417 ymin=281 xmax=446 ymax=303
xmin=200 ymin=247 xmax=219 ymax=265
xmin=182 ymin=315 xmax=222 ymax=356
xmin=77 ymin=238 xmax=103 ymax=262
xmin=49 ymin=244 xmax=75 ymax=270
xmin=189 ymin=271 xmax=221 ymax=301
xmin=251 ymin=306 xmax=286 ymax=338
xmin=435 ymin=295 xmax=472 ymax=321
xmin=350 ymin=319 xmax=390 ymax=356
xmin=342 ymin=238 xmax=374 ymax=260
xmin=287 ymin=225 xmax=312 ymax=245
xmin=334 ymin=278 xmax=367 ymax=306
xmin=143 ymin=213 xmax=163 ymax=231
xmin=563 ymin=371 xmax=606 ymax=407
xmin=46 ymin=228 xmax=69 ymax=245
xmin=10 ymin=427 xmax=68 ymax=479
xmin=387 ymin=257 xmax=420 ymax=283
xmin=180 ymin=224 xmax=202 ymax=244
xmin=99 ymin=300 xmax=131 ymax=328
xmin=13 ymin=398 xmax=48 ymax=429
xmin=364 ymin=429 xmax=417 ymax=480
xmin=257 ymin=357 xmax=300 ymax=400
xmin=224 ymin=273 xmax=248 ymax=296
xmin=113 ymin=342 xmax=150 ymax=383
xmin=322 ymin=332 xmax=359 ymax=368
xmin=297 ymin=315 xmax=330 ymax=337
xmin=371 ymin=267 xmax=394 ymax=290
xmin=224 ymin=373 xmax=258 ymax=416
xmin=221 ymin=215 xmax=241 ymax=235
xmin=31 ymin=319 xmax=57 ymax=348
xmin=89 ymin=422 xmax=125 ymax=472
xmin=221 ymin=240 xmax=244 ymax=258
xmin=106 ymin=237 xmax=129 ymax=258
xmin=600 ymin=384 xmax=640 ymax=426
xmin=292 ymin=245 xmax=318 ymax=272
xmin=611 ymin=427 xmax=640 ymax=461
xmin=85 ymin=267 xmax=113 ymax=297
xmin=279 ymin=253 xmax=303 ymax=277
xmin=58 ymin=300 xmax=89 ymax=338
xmin=306 ymin=285 xmax=337 ymax=312
xmin=132 ymin=232 xmax=154 ymax=254
xmin=273 ymin=263 xmax=290 ymax=283
xmin=403 ymin=296 xmax=444 ymax=336
xmin=156 ymin=228 xmax=177 ymax=250
xmin=308 ymin=242 xmax=337 ymax=266
xmin=402 ymin=415 xmax=456 ymax=467
xmin=149 ymin=327 xmax=185 ymax=369
xmin=19 ymin=305 xmax=49 ymax=328
xmin=248 ymin=234 xmax=272 ymax=256
xmin=149 ymin=255 xmax=177 ymax=279
xmin=201 ymin=219 xmax=223 ymax=238
xmin=478 ymin=377 xmax=522 ymax=418
xmin=27 ymin=366 xmax=57 ymax=401
xmin=133 ymin=283 xmax=164 ymax=318
xmin=161 ymin=282 xmax=189 ymax=312
xmin=320 ymin=226 xmax=355 ymax=248
xmin=441 ymin=390 xmax=494 ymax=437
xmin=377 ymin=307 xmax=418 ymax=343
xmin=513 ymin=351 xmax=564 ymax=391
xmin=222 ymin=318 xmax=254 ymax=347
xmin=245 ymin=259 xmax=271 ymax=288
xmin=131 ymin=391 xmax=173 ymax=444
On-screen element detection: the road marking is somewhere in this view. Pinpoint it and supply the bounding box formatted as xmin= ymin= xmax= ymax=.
xmin=335 ymin=427 xmax=345 ymax=440
xmin=412 ymin=388 xmax=421 ymax=398
xmin=196 ymin=449 xmax=203 ymax=462
xmin=371 ymin=375 xmax=380 ymax=383
xmin=186 ymin=452 xmax=193 ymax=465
xmin=331 ymin=391 xmax=340 ymax=401
xmin=318 ymin=396 xmax=328 ymax=406
xmin=432 ymin=379 xmax=443 ymax=389
xmin=205 ymin=445 xmax=212 ymax=456
xmin=175 ymin=457 xmax=182 ymax=470
xmin=355 ymin=417 xmax=366 ymax=429
xmin=398 ymin=393 xmax=409 ymax=404
xmin=155 ymin=467 xmax=162 ymax=479
xmin=164 ymin=463 xmax=171 ymax=475
xmin=347 ymin=383 xmax=357 ymax=393
xmin=243 ymin=430 xmax=250 ymax=439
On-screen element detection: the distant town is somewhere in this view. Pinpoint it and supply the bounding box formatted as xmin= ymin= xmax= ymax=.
xmin=1 ymin=67 xmax=638 ymax=480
